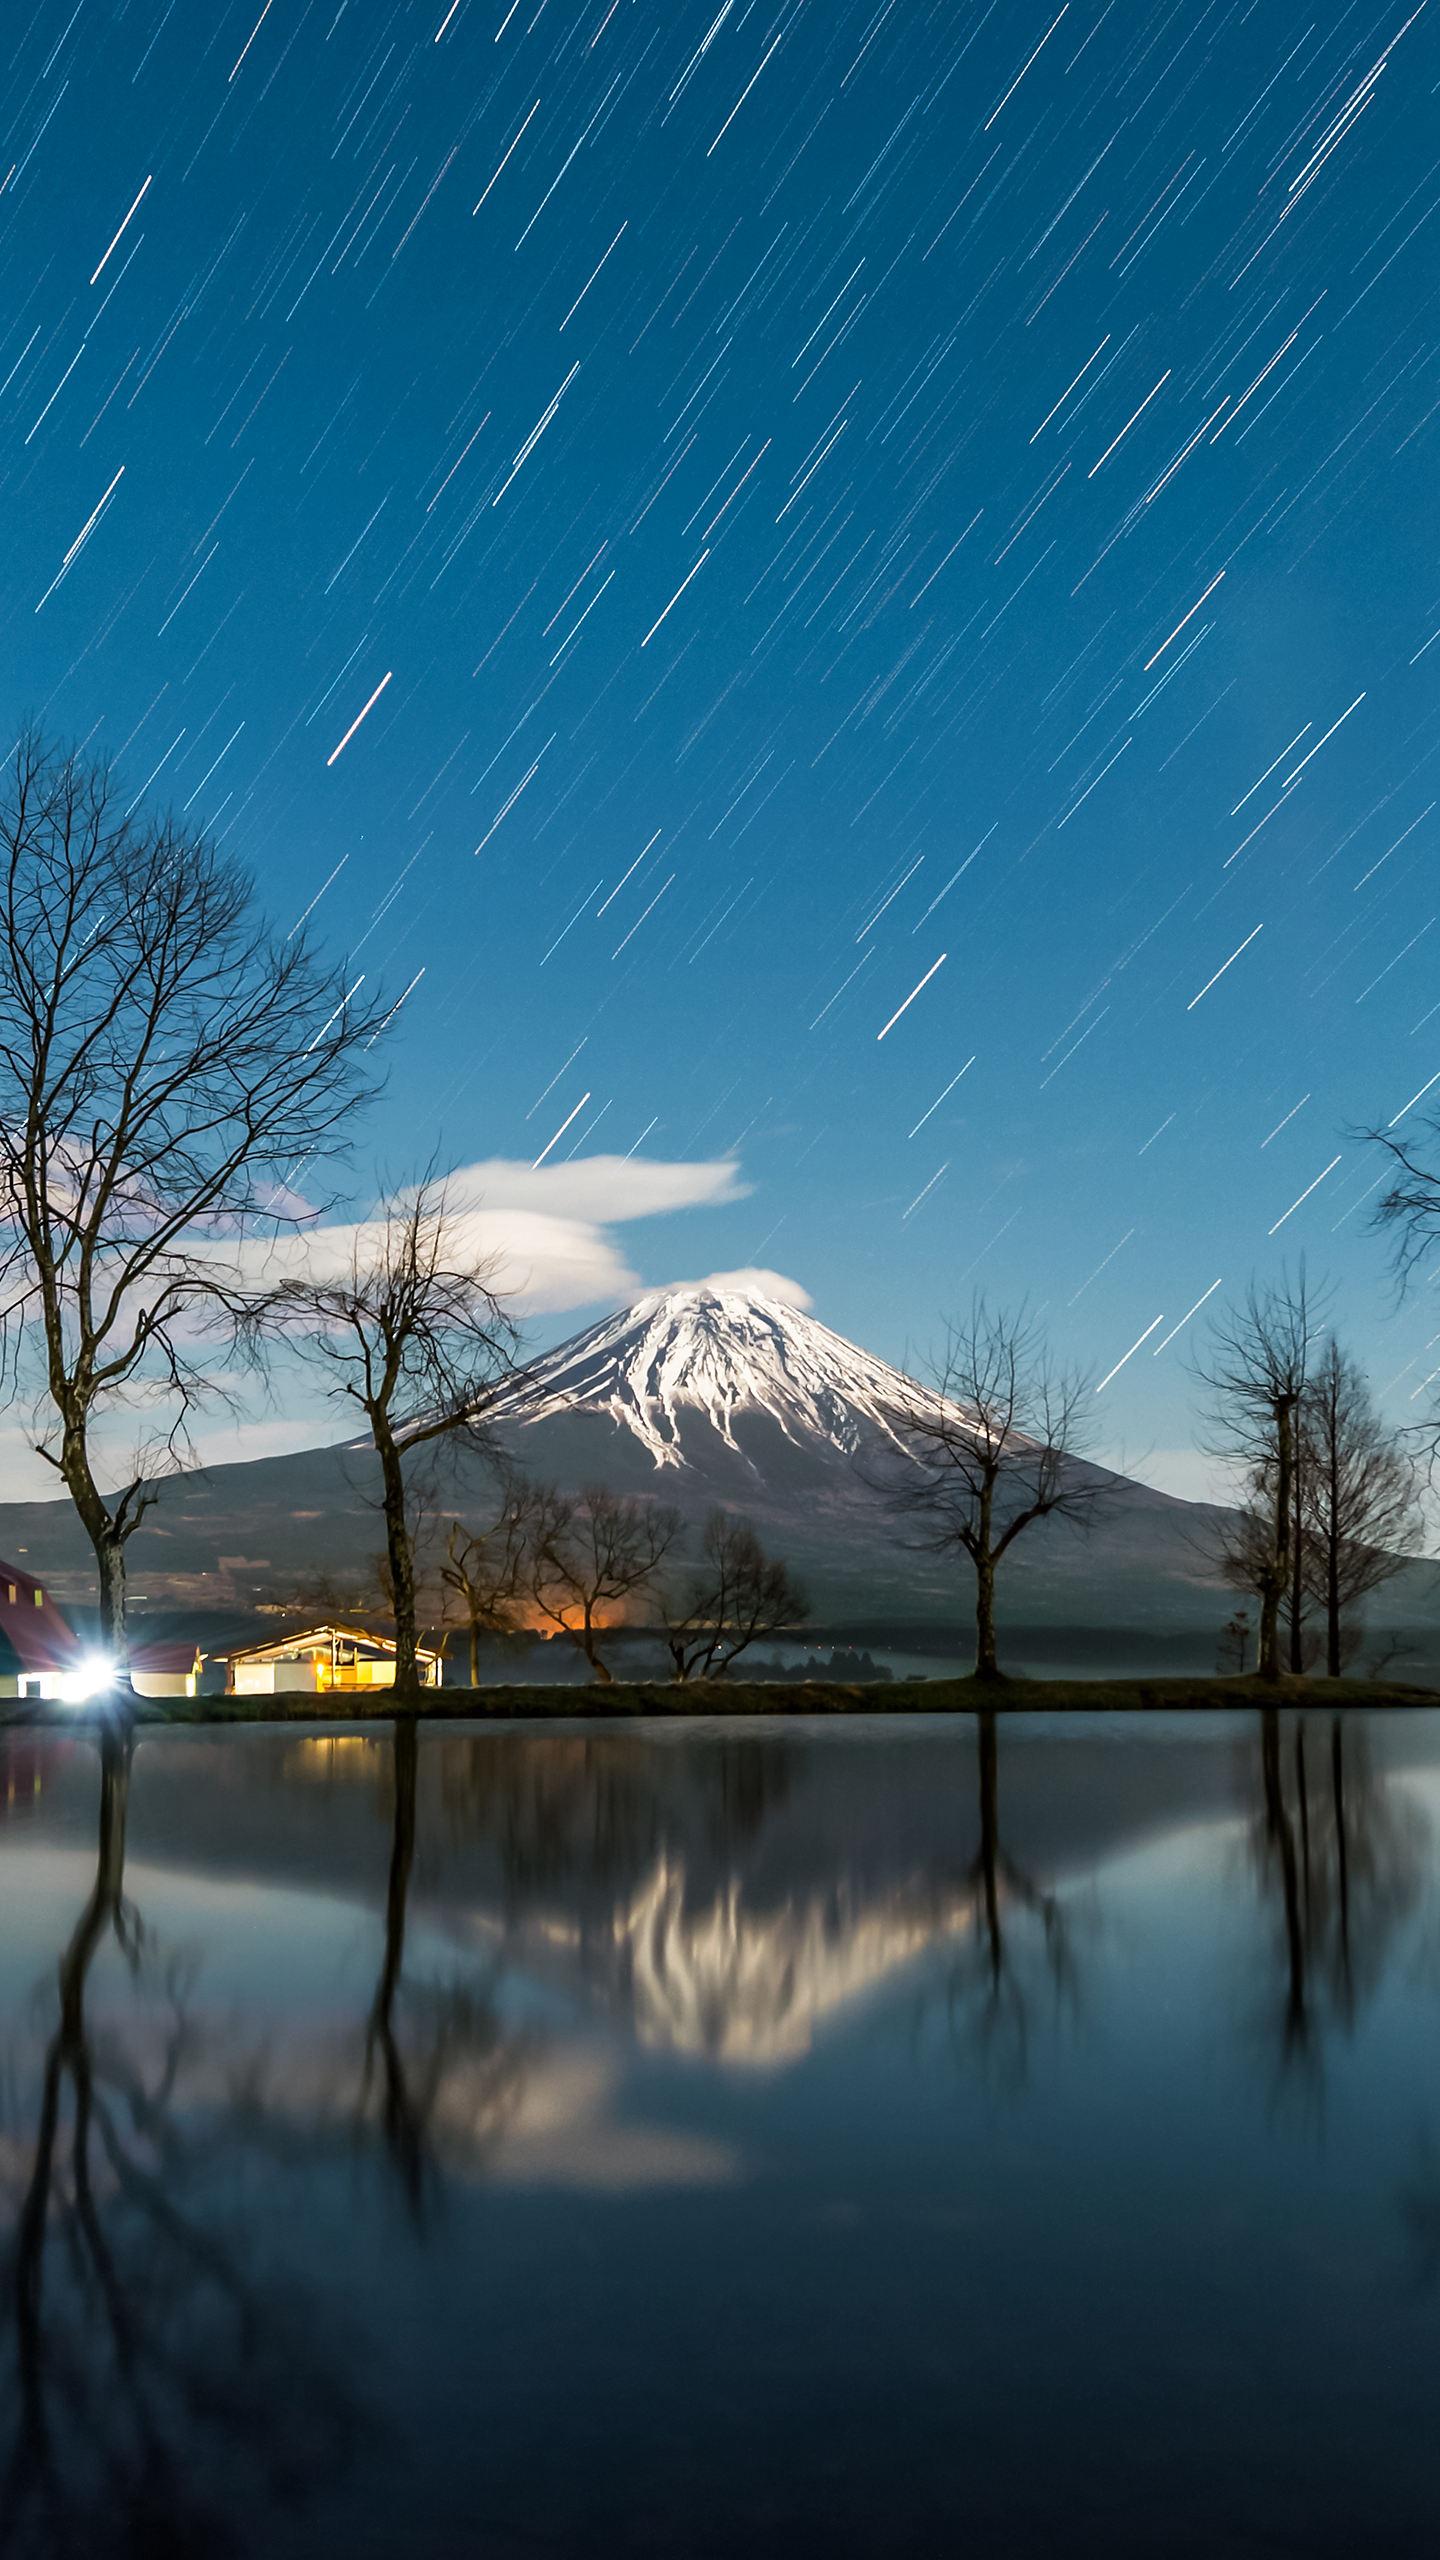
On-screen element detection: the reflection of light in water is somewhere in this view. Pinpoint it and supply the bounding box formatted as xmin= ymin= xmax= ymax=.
xmin=288 ymin=1734 xmax=383 ymax=1779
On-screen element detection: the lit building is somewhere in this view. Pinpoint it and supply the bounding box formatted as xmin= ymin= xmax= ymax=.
xmin=129 ymin=1639 xmax=205 ymax=1701
xmin=0 ymin=1561 xmax=85 ymax=1701
xmin=222 ymin=1625 xmax=442 ymax=1695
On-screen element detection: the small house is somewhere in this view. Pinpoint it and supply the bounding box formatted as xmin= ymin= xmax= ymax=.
xmin=0 ymin=1561 xmax=88 ymax=1701
xmin=129 ymin=1639 xmax=205 ymax=1701
xmin=222 ymin=1624 xmax=442 ymax=1696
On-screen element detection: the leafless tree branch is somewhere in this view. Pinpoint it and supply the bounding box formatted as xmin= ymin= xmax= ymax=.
xmin=867 ymin=1297 xmax=1106 ymax=1678
xmin=0 ymin=729 xmax=387 ymax=1680
xmin=239 ymin=1175 xmax=520 ymax=1697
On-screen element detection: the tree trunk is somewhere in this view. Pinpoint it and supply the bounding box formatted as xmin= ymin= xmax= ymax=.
xmin=1260 ymin=1702 xmax=1284 ymax=1841
xmin=467 ymin=1623 xmax=480 ymax=1688
xmin=377 ymin=1434 xmax=419 ymax=1697
xmin=976 ymin=1708 xmax=1002 ymax=1988
xmin=1259 ymin=1395 xmax=1296 ymax=1682
xmin=60 ymin=1436 xmax=132 ymax=1689
xmin=1325 ymin=1531 xmax=1341 ymax=1679
xmin=13 ymin=1728 xmax=133 ymax=2351
xmin=64 ymin=1730 xmax=132 ymax=2027
xmin=369 ymin=1717 xmax=423 ymax=2208
xmin=1259 ymin=1706 xmax=1306 ymax=2045
xmin=1295 ymin=1724 xmax=1311 ymax=1914
xmin=1288 ymin=1459 xmax=1305 ymax=1674
xmin=1331 ymin=1715 xmax=1352 ymax=2008
xmin=581 ymin=1609 xmax=613 ymax=1684
xmin=95 ymin=1531 xmax=127 ymax=1660
xmin=974 ymin=1560 xmax=1000 ymax=1680
xmin=375 ymin=1717 xmax=417 ymax=2029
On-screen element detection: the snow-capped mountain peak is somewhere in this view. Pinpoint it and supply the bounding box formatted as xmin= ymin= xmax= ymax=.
xmin=496 ymin=1281 xmax=929 ymax=1470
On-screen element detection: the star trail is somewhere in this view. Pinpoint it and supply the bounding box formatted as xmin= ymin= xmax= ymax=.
xmin=4 ymin=0 xmax=1440 ymax=1496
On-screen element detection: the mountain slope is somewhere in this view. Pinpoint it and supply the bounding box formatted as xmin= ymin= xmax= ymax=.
xmin=489 ymin=1283 xmax=948 ymax=1465
xmin=1 ymin=1282 xmax=1436 ymax=1669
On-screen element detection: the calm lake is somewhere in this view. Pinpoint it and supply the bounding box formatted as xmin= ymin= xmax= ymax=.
xmin=3 ymin=1711 xmax=1440 ymax=2558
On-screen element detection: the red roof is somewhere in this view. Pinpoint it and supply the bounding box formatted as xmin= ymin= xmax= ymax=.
xmin=0 ymin=1560 xmax=81 ymax=1676
xmin=128 ymin=1637 xmax=203 ymax=1674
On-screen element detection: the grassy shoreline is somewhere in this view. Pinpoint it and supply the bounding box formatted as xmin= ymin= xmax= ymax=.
xmin=3 ymin=1673 xmax=1437 ymax=1727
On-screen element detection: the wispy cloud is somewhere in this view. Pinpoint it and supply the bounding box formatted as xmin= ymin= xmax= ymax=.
xmin=0 ymin=1155 xmax=774 ymax=1500
xmin=243 ymin=1152 xmax=752 ymax=1316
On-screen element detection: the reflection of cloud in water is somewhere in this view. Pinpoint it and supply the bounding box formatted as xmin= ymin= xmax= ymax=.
xmin=489 ymin=2048 xmax=741 ymax=2188
xmin=0 ymin=1920 xmax=739 ymax=2194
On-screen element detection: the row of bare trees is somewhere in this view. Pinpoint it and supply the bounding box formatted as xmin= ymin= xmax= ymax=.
xmin=1205 ymin=1282 xmax=1420 ymax=1680
xmin=444 ymin=1492 xmax=804 ymax=1685
xmin=872 ymin=1276 xmax=1428 ymax=1687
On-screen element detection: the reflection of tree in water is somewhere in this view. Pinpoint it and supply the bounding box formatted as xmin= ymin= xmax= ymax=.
xmin=1247 ymin=1708 xmax=1428 ymax=2076
xmin=702 ymin=1736 xmax=795 ymax=1852
xmin=927 ymin=1711 xmax=1080 ymax=2089
xmin=357 ymin=1716 xmax=528 ymax=2215
xmin=0 ymin=1731 xmax=356 ymax=2560
xmin=434 ymin=1729 xmax=797 ymax=1892
xmin=420 ymin=1731 xmax=648 ymax=1893
xmin=436 ymin=1731 xmax=926 ymax=2067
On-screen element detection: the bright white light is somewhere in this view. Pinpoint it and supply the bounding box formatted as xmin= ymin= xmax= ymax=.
xmin=55 ymin=1654 xmax=116 ymax=1706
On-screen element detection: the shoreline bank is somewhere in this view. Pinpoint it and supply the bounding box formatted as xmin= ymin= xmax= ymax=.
xmin=3 ymin=1673 xmax=1437 ymax=1727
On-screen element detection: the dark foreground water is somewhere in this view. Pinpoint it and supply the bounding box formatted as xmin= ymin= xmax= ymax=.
xmin=3 ymin=1713 xmax=1440 ymax=2559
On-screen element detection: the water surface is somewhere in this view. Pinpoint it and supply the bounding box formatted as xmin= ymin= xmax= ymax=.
xmin=3 ymin=1711 xmax=1439 ymax=2558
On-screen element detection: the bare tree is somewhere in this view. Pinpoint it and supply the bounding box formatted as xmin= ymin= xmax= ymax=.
xmin=0 ymin=732 xmax=385 ymax=1687
xmin=1195 ymin=1271 xmax=1322 ymax=1682
xmin=875 ymin=1300 xmax=1104 ymax=1680
xmin=1217 ymin=1485 xmax=1275 ymax=1619
xmin=440 ymin=1490 xmax=532 ymax=1686
xmin=247 ymin=1178 xmax=518 ymax=1698
xmin=1366 ymin=1105 xmax=1440 ymax=1302
xmin=1217 ymin=1609 xmax=1253 ymax=1676
xmin=662 ymin=1512 xmax=807 ymax=1681
xmin=1217 ymin=1465 xmax=1317 ymax=1673
xmin=1301 ymin=1337 xmax=1420 ymax=1678
xmin=522 ymin=1484 xmax=681 ymax=1683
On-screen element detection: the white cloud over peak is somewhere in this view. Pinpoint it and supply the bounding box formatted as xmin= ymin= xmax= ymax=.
xmin=440 ymin=1154 xmax=748 ymax=1224
xmin=407 ymin=1152 xmax=753 ymax=1313
xmin=647 ymin=1267 xmax=814 ymax=1309
xmin=0 ymin=1157 xmax=802 ymax=1501
xmin=243 ymin=1152 xmax=752 ymax=1317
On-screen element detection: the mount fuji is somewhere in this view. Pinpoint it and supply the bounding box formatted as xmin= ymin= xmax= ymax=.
xmin=491 ymin=1282 xmax=949 ymax=1468
xmin=1 ymin=1281 xmax=1436 ymax=1670
xmin=477 ymin=1282 xmax=1228 ymax=1647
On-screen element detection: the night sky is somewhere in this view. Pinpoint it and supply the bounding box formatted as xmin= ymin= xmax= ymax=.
xmin=4 ymin=0 xmax=1439 ymax=1500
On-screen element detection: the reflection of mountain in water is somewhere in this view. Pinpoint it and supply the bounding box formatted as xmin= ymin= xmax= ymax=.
xmin=14 ymin=1719 xmax=1439 ymax=2076
xmin=571 ymin=1854 xmax=977 ymax=2063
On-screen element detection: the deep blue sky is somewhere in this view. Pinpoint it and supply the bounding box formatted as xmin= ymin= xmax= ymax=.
xmin=4 ymin=0 xmax=1440 ymax=1498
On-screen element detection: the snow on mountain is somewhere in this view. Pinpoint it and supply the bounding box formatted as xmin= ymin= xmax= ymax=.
xmin=493 ymin=1281 xmax=936 ymax=1471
